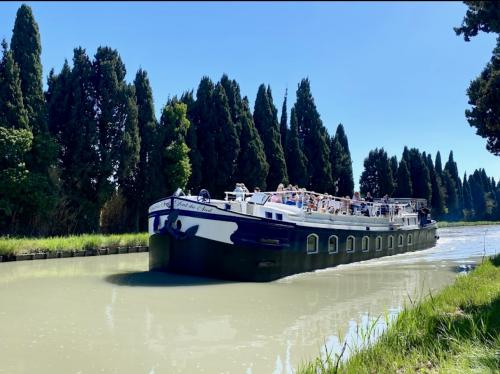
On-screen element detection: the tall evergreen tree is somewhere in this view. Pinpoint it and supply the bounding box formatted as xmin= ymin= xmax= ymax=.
xmin=293 ymin=79 xmax=332 ymax=192
xmin=469 ymin=171 xmax=487 ymax=220
xmin=435 ymin=151 xmax=443 ymax=176
xmin=0 ymin=40 xmax=33 ymax=233
xmin=407 ymin=148 xmax=432 ymax=202
xmin=220 ymin=74 xmax=243 ymax=137
xmin=253 ymin=84 xmax=288 ymax=190
xmin=462 ymin=172 xmax=474 ymax=219
xmin=444 ymin=151 xmax=463 ymax=219
xmin=329 ymin=135 xmax=343 ymax=195
xmin=180 ymin=90 xmax=203 ymax=194
xmin=286 ymin=107 xmax=308 ymax=187
xmin=443 ymin=170 xmax=459 ymax=219
xmin=426 ymin=153 xmax=446 ymax=217
xmin=279 ymin=89 xmax=288 ymax=151
xmin=236 ymin=97 xmax=269 ymax=190
xmin=333 ymin=124 xmax=354 ymax=196
xmin=394 ymin=158 xmax=412 ymax=197
xmin=212 ymin=82 xmax=240 ymax=195
xmin=11 ymin=4 xmax=46 ymax=135
xmin=359 ymin=148 xmax=395 ymax=197
xmin=390 ymin=156 xmax=398 ymax=185
xmin=134 ymin=69 xmax=157 ymax=229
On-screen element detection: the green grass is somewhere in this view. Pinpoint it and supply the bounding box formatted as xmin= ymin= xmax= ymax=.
xmin=0 ymin=233 xmax=149 ymax=256
xmin=437 ymin=220 xmax=500 ymax=228
xmin=299 ymin=254 xmax=500 ymax=374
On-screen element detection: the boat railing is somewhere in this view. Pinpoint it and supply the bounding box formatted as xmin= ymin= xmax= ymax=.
xmin=224 ymin=190 xmax=414 ymax=221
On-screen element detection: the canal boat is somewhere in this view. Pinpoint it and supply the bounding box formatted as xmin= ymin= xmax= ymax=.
xmin=148 ymin=189 xmax=438 ymax=281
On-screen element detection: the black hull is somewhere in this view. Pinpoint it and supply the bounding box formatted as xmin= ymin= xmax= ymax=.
xmin=149 ymin=226 xmax=438 ymax=282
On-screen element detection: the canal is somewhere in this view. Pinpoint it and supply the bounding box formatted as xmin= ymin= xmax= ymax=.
xmin=0 ymin=225 xmax=499 ymax=373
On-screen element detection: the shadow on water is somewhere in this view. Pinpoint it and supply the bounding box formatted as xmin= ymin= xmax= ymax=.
xmin=105 ymin=270 xmax=233 ymax=287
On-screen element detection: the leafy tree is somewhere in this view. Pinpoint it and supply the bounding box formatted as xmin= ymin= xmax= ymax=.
xmin=254 ymin=84 xmax=288 ymax=190
xmin=293 ymin=79 xmax=332 ymax=192
xmin=236 ymin=97 xmax=269 ymax=190
xmin=333 ymin=123 xmax=354 ymax=196
xmin=394 ymin=158 xmax=413 ymax=198
xmin=157 ymin=100 xmax=191 ymax=196
xmin=286 ymin=107 xmax=308 ymax=187
xmin=455 ymin=1 xmax=500 ymax=41
xmin=359 ymin=148 xmax=394 ymax=197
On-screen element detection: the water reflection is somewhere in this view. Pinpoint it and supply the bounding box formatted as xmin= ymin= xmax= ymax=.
xmin=0 ymin=225 xmax=498 ymax=373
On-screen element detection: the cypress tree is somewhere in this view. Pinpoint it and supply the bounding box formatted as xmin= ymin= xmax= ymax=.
xmin=407 ymin=148 xmax=432 ymax=202
xmin=0 ymin=40 xmax=33 ymax=233
xmin=236 ymin=97 xmax=269 ymax=191
xmin=435 ymin=151 xmax=443 ymax=176
xmin=394 ymin=158 xmax=413 ymax=197
xmin=180 ymin=90 xmax=203 ymax=194
xmin=426 ymin=153 xmax=446 ymax=217
xmin=286 ymin=108 xmax=308 ymax=187
xmin=293 ymin=79 xmax=332 ymax=192
xmin=212 ymin=82 xmax=240 ymax=196
xmin=192 ymin=77 xmax=217 ymax=193
xmin=0 ymin=40 xmax=28 ymax=130
xmin=329 ymin=135 xmax=343 ymax=195
xmin=253 ymin=84 xmax=288 ymax=190
xmin=444 ymin=151 xmax=463 ymax=219
xmin=462 ymin=172 xmax=474 ymax=219
xmin=359 ymin=148 xmax=394 ymax=197
xmin=469 ymin=171 xmax=487 ymax=220
xmin=11 ymin=4 xmax=46 ymax=134
xmin=334 ymin=124 xmax=354 ymax=197
xmin=279 ymin=89 xmax=288 ymax=151
xmin=220 ymin=74 xmax=242 ymax=138
xmin=390 ymin=156 xmax=398 ymax=185
xmin=134 ymin=69 xmax=157 ymax=228
xmin=443 ymin=170 xmax=459 ymax=219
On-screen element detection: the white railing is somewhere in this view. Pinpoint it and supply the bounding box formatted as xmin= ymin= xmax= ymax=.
xmin=224 ymin=190 xmax=415 ymax=221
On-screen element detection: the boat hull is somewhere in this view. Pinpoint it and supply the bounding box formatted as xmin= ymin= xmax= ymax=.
xmin=149 ymin=213 xmax=437 ymax=281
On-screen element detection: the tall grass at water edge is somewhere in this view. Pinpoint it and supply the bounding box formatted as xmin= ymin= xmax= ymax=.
xmin=437 ymin=220 xmax=500 ymax=228
xmin=299 ymin=254 xmax=500 ymax=373
xmin=0 ymin=233 xmax=149 ymax=256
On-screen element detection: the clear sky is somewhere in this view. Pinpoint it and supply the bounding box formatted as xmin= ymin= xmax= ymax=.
xmin=1 ymin=1 xmax=498 ymax=190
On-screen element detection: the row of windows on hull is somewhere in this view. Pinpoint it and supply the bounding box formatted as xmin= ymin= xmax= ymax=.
xmin=306 ymin=232 xmax=430 ymax=254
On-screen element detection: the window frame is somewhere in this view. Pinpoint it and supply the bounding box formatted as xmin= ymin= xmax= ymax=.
xmin=328 ymin=235 xmax=339 ymax=254
xmin=388 ymin=235 xmax=394 ymax=250
xmin=398 ymin=234 xmax=404 ymax=247
xmin=306 ymin=234 xmax=319 ymax=254
xmin=375 ymin=236 xmax=383 ymax=251
xmin=346 ymin=235 xmax=355 ymax=253
xmin=362 ymin=236 xmax=370 ymax=252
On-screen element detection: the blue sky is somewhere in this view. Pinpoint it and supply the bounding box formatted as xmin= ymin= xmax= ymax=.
xmin=1 ymin=1 xmax=498 ymax=190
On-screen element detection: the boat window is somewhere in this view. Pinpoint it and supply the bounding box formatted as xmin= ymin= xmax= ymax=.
xmin=346 ymin=236 xmax=355 ymax=253
xmin=398 ymin=234 xmax=404 ymax=247
xmin=328 ymin=235 xmax=338 ymax=254
xmin=388 ymin=235 xmax=394 ymax=250
xmin=362 ymin=236 xmax=369 ymax=252
xmin=408 ymin=234 xmax=413 ymax=245
xmin=376 ymin=236 xmax=382 ymax=251
xmin=307 ymin=234 xmax=319 ymax=254
xmin=276 ymin=213 xmax=283 ymax=221
xmin=265 ymin=211 xmax=272 ymax=219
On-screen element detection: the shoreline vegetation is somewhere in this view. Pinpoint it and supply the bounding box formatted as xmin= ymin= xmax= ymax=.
xmin=437 ymin=220 xmax=500 ymax=228
xmin=299 ymin=254 xmax=500 ymax=373
xmin=0 ymin=233 xmax=148 ymax=257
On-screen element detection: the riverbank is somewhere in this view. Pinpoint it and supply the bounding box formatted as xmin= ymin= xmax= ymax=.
xmin=437 ymin=220 xmax=500 ymax=228
xmin=0 ymin=233 xmax=148 ymax=261
xmin=299 ymin=253 xmax=500 ymax=373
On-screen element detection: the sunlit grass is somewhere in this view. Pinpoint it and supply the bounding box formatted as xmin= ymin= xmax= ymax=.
xmin=0 ymin=233 xmax=149 ymax=256
xmin=438 ymin=220 xmax=500 ymax=228
xmin=299 ymin=254 xmax=500 ymax=373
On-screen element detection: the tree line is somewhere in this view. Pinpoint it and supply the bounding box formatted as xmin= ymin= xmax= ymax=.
xmin=0 ymin=5 xmax=498 ymax=236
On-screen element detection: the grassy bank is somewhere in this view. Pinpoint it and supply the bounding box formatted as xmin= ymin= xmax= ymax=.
xmin=0 ymin=233 xmax=149 ymax=256
xmin=300 ymin=254 xmax=500 ymax=373
xmin=437 ymin=220 xmax=500 ymax=228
